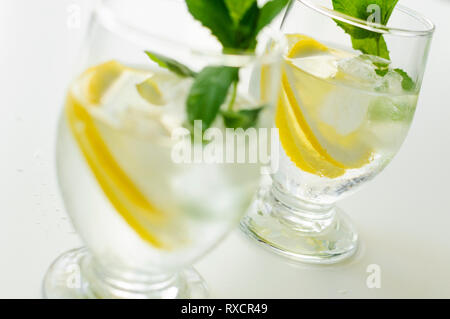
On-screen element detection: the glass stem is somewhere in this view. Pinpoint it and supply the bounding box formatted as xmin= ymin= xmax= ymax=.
xmin=269 ymin=181 xmax=336 ymax=233
xmin=82 ymin=255 xmax=177 ymax=298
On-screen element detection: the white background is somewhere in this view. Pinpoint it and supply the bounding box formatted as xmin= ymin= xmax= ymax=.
xmin=0 ymin=0 xmax=449 ymax=298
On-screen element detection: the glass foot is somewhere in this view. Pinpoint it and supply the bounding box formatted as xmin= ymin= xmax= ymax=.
xmin=241 ymin=185 xmax=358 ymax=264
xmin=43 ymin=247 xmax=208 ymax=299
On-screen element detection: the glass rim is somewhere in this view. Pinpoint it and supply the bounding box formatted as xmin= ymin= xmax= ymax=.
xmin=297 ymin=0 xmax=435 ymax=37
xmin=96 ymin=2 xmax=287 ymax=67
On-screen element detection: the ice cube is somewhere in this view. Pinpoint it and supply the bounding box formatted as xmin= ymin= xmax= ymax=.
xmin=375 ymin=70 xmax=404 ymax=94
xmin=290 ymin=55 xmax=338 ymax=79
xmin=359 ymin=54 xmax=391 ymax=68
xmin=336 ymin=56 xmax=381 ymax=85
xmin=320 ymin=88 xmax=371 ymax=135
xmin=90 ymin=69 xmax=190 ymax=139
xmin=368 ymin=95 xmax=417 ymax=123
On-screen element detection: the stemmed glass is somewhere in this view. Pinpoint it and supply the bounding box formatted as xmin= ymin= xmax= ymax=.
xmin=241 ymin=0 xmax=434 ymax=264
xmin=43 ymin=0 xmax=283 ymax=298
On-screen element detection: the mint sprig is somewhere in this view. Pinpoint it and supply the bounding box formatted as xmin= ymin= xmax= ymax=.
xmin=143 ymin=0 xmax=289 ymax=132
xmin=144 ymin=0 xmax=290 ymax=132
xmin=332 ymin=0 xmax=415 ymax=91
xmin=332 ymin=0 xmax=398 ymax=60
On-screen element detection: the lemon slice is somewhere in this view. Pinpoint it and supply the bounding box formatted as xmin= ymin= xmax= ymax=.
xmin=66 ymin=61 xmax=166 ymax=248
xmin=136 ymin=78 xmax=165 ymax=106
xmin=85 ymin=61 xmax=124 ymax=105
xmin=277 ymin=94 xmax=345 ymax=178
xmin=285 ymin=34 xmax=313 ymax=49
xmin=276 ymin=35 xmax=373 ymax=177
xmin=287 ymin=35 xmax=329 ymax=58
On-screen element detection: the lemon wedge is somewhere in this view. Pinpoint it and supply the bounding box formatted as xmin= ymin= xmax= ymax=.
xmin=85 ymin=61 xmax=124 ymax=105
xmin=277 ymin=93 xmax=346 ymax=178
xmin=136 ymin=78 xmax=165 ymax=106
xmin=288 ymin=35 xmax=329 ymax=59
xmin=276 ymin=35 xmax=374 ymax=177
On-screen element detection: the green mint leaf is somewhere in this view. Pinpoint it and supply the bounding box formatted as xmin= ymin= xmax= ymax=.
xmin=375 ymin=68 xmax=389 ymax=76
xmin=361 ymin=55 xmax=415 ymax=91
xmin=234 ymin=0 xmax=290 ymax=51
xmin=145 ymin=51 xmax=197 ymax=78
xmin=351 ymin=35 xmax=390 ymax=60
xmin=185 ymin=0 xmax=236 ymax=49
xmin=235 ymin=2 xmax=260 ymax=50
xmin=187 ymin=66 xmax=239 ymax=131
xmin=332 ymin=0 xmax=398 ymax=59
xmin=332 ymin=0 xmax=398 ymax=31
xmin=394 ymin=68 xmax=415 ymax=91
xmin=224 ymin=0 xmax=256 ymax=25
xmin=255 ymin=0 xmax=290 ymax=36
xmin=380 ymin=0 xmax=399 ymax=24
xmin=187 ymin=0 xmax=289 ymax=51
xmin=366 ymin=58 xmax=415 ymax=91
xmin=222 ymin=107 xmax=264 ymax=129
xmin=332 ymin=0 xmax=373 ymax=40
xmin=165 ymin=0 xmax=291 ymax=132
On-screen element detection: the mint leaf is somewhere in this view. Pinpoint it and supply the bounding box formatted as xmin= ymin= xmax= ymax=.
xmin=222 ymin=107 xmax=264 ymax=129
xmin=255 ymin=0 xmax=291 ymax=36
xmin=235 ymin=0 xmax=290 ymax=51
xmin=235 ymin=2 xmax=260 ymax=50
xmin=333 ymin=0 xmax=398 ymax=32
xmin=380 ymin=0 xmax=398 ymax=24
xmin=352 ymin=35 xmax=390 ymax=60
xmin=185 ymin=0 xmax=236 ymax=49
xmin=374 ymin=67 xmax=415 ymax=91
xmin=224 ymin=0 xmax=256 ymax=25
xmin=187 ymin=66 xmax=239 ymax=131
xmin=187 ymin=0 xmax=289 ymax=51
xmin=145 ymin=51 xmax=197 ymax=78
xmin=375 ymin=68 xmax=389 ymax=76
xmin=149 ymin=0 xmax=291 ymax=132
xmin=360 ymin=54 xmax=415 ymax=91
xmin=394 ymin=68 xmax=415 ymax=91
xmin=332 ymin=1 xmax=374 ymax=40
xmin=332 ymin=0 xmax=398 ymax=59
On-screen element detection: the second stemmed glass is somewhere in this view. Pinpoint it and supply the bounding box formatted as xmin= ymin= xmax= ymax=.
xmin=241 ymin=0 xmax=434 ymax=264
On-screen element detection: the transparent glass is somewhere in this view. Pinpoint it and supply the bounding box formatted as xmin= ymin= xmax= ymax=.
xmin=43 ymin=0 xmax=284 ymax=298
xmin=241 ymin=0 xmax=434 ymax=264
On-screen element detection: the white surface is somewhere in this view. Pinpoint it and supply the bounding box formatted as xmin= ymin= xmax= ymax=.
xmin=1 ymin=0 xmax=449 ymax=299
